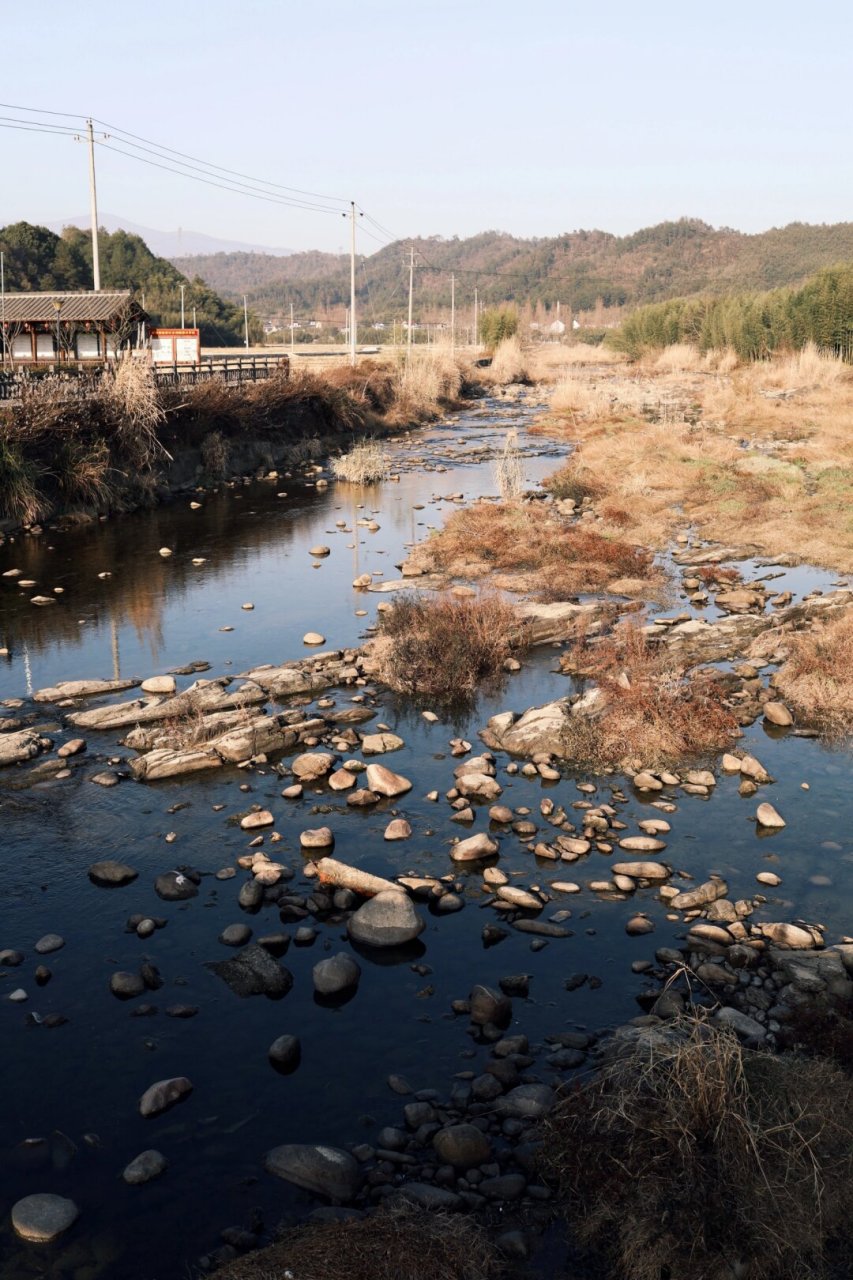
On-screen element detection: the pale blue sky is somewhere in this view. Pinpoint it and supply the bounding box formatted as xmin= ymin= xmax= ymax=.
xmin=2 ymin=0 xmax=850 ymax=253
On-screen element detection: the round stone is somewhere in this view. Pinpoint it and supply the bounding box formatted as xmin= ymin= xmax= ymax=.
xmin=11 ymin=1193 xmax=79 ymax=1243
xmin=303 ymin=632 xmax=326 ymax=646
xmin=123 ymin=1150 xmax=168 ymax=1185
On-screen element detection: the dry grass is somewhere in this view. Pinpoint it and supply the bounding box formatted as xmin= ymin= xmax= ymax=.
xmin=396 ymin=348 xmax=464 ymax=419
xmin=774 ymin=610 xmax=853 ymax=738
xmin=649 ymin=342 xmax=706 ymax=374
xmin=372 ymin=592 xmax=521 ymax=704
xmin=539 ymin=1017 xmax=853 ymax=1280
xmin=527 ymin=342 xmax=625 ymax=380
xmin=487 ymin=335 xmax=529 ymax=384
xmin=332 ymin=438 xmax=388 ymax=484
xmin=215 ymin=1202 xmax=506 ymax=1280
xmin=422 ymin=502 xmax=655 ymax=599
xmin=493 ymin=430 xmax=526 ymax=500
xmin=560 ymin=622 xmax=739 ymax=769
xmin=535 ymin=351 xmax=853 ymax=568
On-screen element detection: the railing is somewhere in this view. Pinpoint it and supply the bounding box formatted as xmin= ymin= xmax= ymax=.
xmin=0 ymin=355 xmax=290 ymax=402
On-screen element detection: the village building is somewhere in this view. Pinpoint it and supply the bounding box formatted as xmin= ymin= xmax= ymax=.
xmin=0 ymin=291 xmax=148 ymax=364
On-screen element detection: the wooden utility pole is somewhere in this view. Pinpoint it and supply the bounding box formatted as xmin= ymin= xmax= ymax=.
xmin=407 ymin=245 xmax=415 ymax=360
xmin=450 ymin=272 xmax=455 ymax=354
xmin=348 ymin=201 xmax=357 ymax=367
xmin=473 ymin=287 xmax=478 ymax=349
xmin=290 ymin=302 xmax=295 ymax=355
xmin=86 ymin=119 xmax=101 ymax=291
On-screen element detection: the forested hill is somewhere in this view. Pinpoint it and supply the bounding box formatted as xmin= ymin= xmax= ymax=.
xmin=0 ymin=222 xmax=258 ymax=345
xmin=172 ymin=219 xmax=853 ymax=318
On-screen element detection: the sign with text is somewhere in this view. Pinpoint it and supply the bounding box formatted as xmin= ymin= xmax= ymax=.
xmin=149 ymin=328 xmax=200 ymax=365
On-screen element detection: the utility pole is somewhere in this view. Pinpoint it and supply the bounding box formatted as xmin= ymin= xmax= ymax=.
xmin=473 ymin=287 xmax=478 ymax=349
xmin=180 ymin=284 xmax=186 ymax=328
xmin=0 ymin=251 xmax=6 ymax=367
xmin=450 ymin=272 xmax=455 ymax=355
xmin=349 ymin=200 xmax=357 ymax=367
xmin=192 ymin=305 xmax=197 ymax=328
xmin=290 ymin=302 xmax=295 ymax=356
xmin=86 ymin=119 xmax=101 ymax=292
xmin=407 ymin=245 xmax=415 ymax=360
xmin=243 ymin=295 xmax=249 ymax=349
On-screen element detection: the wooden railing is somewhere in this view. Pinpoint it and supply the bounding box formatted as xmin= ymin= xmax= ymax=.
xmin=0 ymin=355 xmax=289 ymax=402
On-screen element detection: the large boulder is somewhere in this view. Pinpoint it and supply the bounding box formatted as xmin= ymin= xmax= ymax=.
xmin=0 ymin=729 xmax=44 ymax=768
xmin=481 ymin=701 xmax=574 ymax=758
xmin=433 ymin=1123 xmax=492 ymax=1170
xmin=347 ymin=890 xmax=424 ymax=948
xmin=209 ymin=944 xmax=294 ymax=997
xmin=265 ymin=1144 xmax=362 ymax=1203
xmin=11 ymin=1193 xmax=79 ymax=1242
xmin=364 ymin=764 xmax=412 ymax=797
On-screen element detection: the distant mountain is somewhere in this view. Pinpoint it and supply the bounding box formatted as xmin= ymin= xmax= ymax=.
xmin=171 ymin=219 xmax=853 ymax=320
xmin=0 ymin=221 xmax=262 ymax=345
xmin=49 ymin=214 xmax=293 ymax=259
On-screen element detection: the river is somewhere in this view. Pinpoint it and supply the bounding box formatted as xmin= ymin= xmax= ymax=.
xmin=0 ymin=393 xmax=851 ymax=1279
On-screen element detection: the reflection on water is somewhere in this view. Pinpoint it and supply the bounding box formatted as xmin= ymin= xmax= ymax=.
xmin=1 ymin=396 xmax=852 ymax=1279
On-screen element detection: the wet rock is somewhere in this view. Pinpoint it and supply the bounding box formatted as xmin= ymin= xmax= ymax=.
xmin=450 ymin=832 xmax=499 ymax=862
xmin=268 ymin=1035 xmax=301 ymax=1071
xmin=241 ymin=809 xmax=274 ymax=831
xmin=632 ymin=771 xmax=664 ymax=791
xmin=139 ymin=1076 xmax=193 ymax=1118
xmin=265 ymin=1144 xmax=362 ymax=1203
xmin=364 ymin=763 xmax=412 ymax=797
xmin=347 ymin=788 xmax=380 ymax=807
xmin=0 ymin=950 xmax=24 ymax=966
xmin=303 ymin=632 xmax=326 ymax=646
xmin=209 ymin=944 xmax=294 ymax=998
xmin=626 ymin=915 xmax=655 ymax=936
xmin=618 ymin=836 xmax=666 ymax=853
xmin=756 ymin=802 xmax=785 ymax=829
xmin=110 ymin=971 xmax=145 ymax=1000
xmin=759 ymin=922 xmax=820 ymax=950
xmin=347 ymin=890 xmax=425 ymax=948
xmin=301 ymin=827 xmax=335 ymax=851
xmin=34 ymin=934 xmax=64 ymax=955
xmin=611 ymin=862 xmax=669 ymax=881
xmin=313 ymin=953 xmax=361 ymax=996
xmin=482 ymin=700 xmax=573 ymax=758
xmin=141 ymin=676 xmax=177 ymax=696
xmin=497 ymin=1084 xmax=554 ymax=1120
xmin=123 ymin=1150 xmax=168 ymax=1185
xmin=714 ymin=1007 xmax=766 ymax=1041
xmin=90 ymin=770 xmax=119 ymax=787
xmin=361 ymin=732 xmax=404 ymax=755
xmin=292 ymin=752 xmax=336 ymax=782
xmin=384 ymin=818 xmax=412 ymax=841
xmin=34 ymin=678 xmax=139 ymax=703
xmin=456 ymin=772 xmax=503 ymax=801
xmin=480 ymin=1173 xmax=527 ymax=1201
xmin=154 ymin=870 xmax=199 ymax=901
xmin=11 ymin=1193 xmax=79 ymax=1242
xmin=220 ymin=924 xmax=252 ymax=947
xmin=0 ymin=729 xmax=44 ymax=767
xmin=396 ymin=1183 xmax=461 ymax=1211
xmin=469 ymin=985 xmax=511 ymax=1029
xmin=496 ymin=885 xmax=542 ymax=911
xmin=763 ymin=701 xmax=793 ymax=727
xmin=670 ymin=879 xmax=728 ymax=910
xmin=57 ymin=738 xmax=86 ymax=758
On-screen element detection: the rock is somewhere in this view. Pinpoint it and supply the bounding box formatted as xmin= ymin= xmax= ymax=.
xmin=763 ymin=700 xmax=793 ymax=727
xmin=396 ymin=1183 xmax=461 ymax=1211
xmin=361 ymin=732 xmax=404 ymax=755
xmin=756 ymin=802 xmax=785 ymax=829
xmin=618 ymin=836 xmax=667 ymax=853
xmin=327 ymin=769 xmax=354 ymax=791
xmin=292 ymin=752 xmax=336 ymax=782
xmin=450 ymin=832 xmax=499 ymax=862
xmin=57 ymin=738 xmax=86 ymax=758
xmin=347 ymin=890 xmax=424 ymax=948
xmin=714 ymin=1007 xmax=767 ymax=1041
xmin=456 ymin=772 xmax=503 ymax=802
xmin=241 ymin=809 xmax=274 ymax=831
xmin=626 ymin=915 xmax=655 ymax=935
xmin=756 ymin=871 xmax=782 ymax=887
xmin=154 ymin=870 xmax=199 ymax=901
xmin=141 ymin=675 xmax=177 ymax=696
xmin=364 ymin=763 xmax=412 ymax=797
xmin=0 ymin=729 xmax=44 ymax=767
xmin=265 ymin=1144 xmax=362 ymax=1203
xmin=469 ymin=984 xmax=511 ymax=1028
xmin=303 ymin=632 xmax=326 ymax=646
xmin=209 ymin=944 xmax=294 ymax=998
xmin=480 ymin=1173 xmax=527 ymax=1201
xmin=347 ymin=788 xmax=380 ymax=807
xmin=632 ymin=771 xmax=663 ymax=791
xmin=670 ymin=879 xmax=728 ymax=910
xmin=309 ymin=546 xmax=331 ymax=558
xmin=313 ymin=953 xmax=361 ymax=996
xmin=90 ymin=770 xmax=119 ymax=787
xmin=34 ymin=934 xmax=64 ymax=955
xmin=34 ymin=678 xmax=139 ymax=703
xmin=384 ymin=819 xmax=412 ymax=841
xmin=497 ymin=885 xmax=542 ymax=911
xmin=300 ymin=827 xmax=335 ymax=851
xmin=123 ymin=1150 xmax=168 ymax=1185
xmin=611 ymin=862 xmax=669 ymax=881
xmin=268 ymin=1035 xmax=301 ymax=1071
xmin=11 ymin=1193 xmax=79 ymax=1243
xmin=759 ymin=922 xmax=819 ymax=950
xmin=138 ymin=1076 xmax=193 ymax=1118
xmin=497 ymin=1084 xmax=555 ymax=1120
xmin=220 ymin=923 xmax=252 ymax=947
xmin=740 ymin=754 xmax=771 ymax=783
xmin=110 ymin=971 xmax=145 ymax=999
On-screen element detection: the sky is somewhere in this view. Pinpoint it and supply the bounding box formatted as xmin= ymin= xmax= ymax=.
xmin=1 ymin=0 xmax=851 ymax=256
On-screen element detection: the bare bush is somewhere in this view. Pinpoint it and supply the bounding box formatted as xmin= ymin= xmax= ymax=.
xmin=396 ymin=348 xmax=464 ymax=418
xmin=373 ymin=592 xmax=521 ymax=704
xmin=488 ymin=335 xmax=528 ymax=383
xmin=493 ymin=430 xmax=525 ymax=499
xmin=332 ymin=438 xmax=387 ymax=483
xmin=200 ymin=430 xmax=230 ymax=481
xmin=539 ymin=1017 xmax=853 ymax=1280
xmin=102 ymin=357 xmax=167 ymax=466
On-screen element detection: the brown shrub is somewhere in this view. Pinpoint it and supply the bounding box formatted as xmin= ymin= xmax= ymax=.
xmin=215 ymin=1202 xmax=506 ymax=1280
xmin=542 ymin=461 xmax=604 ymax=505
xmin=426 ymin=503 xmax=653 ymax=599
xmin=774 ymin=610 xmax=853 ymax=738
xmin=373 ymin=592 xmax=521 ymax=704
xmin=538 ymin=1017 xmax=853 ymax=1280
xmin=560 ymin=622 xmax=739 ymax=768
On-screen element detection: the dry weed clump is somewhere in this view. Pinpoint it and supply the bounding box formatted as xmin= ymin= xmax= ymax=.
xmin=538 ymin=1018 xmax=853 ymax=1280
xmin=373 ymin=592 xmax=521 ymax=704
xmin=773 ymin=610 xmax=853 ymax=738
xmin=493 ymin=430 xmax=526 ymax=500
xmin=527 ymin=342 xmax=625 ymax=381
xmin=332 ymin=438 xmax=387 ymax=484
xmin=560 ymin=623 xmax=739 ymax=768
xmin=396 ymin=348 xmax=464 ymax=419
xmin=487 ymin=335 xmax=529 ymax=384
xmin=425 ymin=502 xmax=653 ymax=598
xmin=649 ymin=342 xmax=706 ymax=374
xmin=215 ymin=1202 xmax=505 ymax=1280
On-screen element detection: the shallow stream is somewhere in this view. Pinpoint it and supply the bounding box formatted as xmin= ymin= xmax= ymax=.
xmin=0 ymin=394 xmax=851 ymax=1279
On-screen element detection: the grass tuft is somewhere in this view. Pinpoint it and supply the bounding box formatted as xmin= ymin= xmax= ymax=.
xmin=773 ymin=610 xmax=853 ymax=739
xmin=332 ymin=438 xmax=387 ymax=483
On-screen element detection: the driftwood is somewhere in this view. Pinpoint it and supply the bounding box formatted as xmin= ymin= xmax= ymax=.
xmin=312 ymin=857 xmax=400 ymax=898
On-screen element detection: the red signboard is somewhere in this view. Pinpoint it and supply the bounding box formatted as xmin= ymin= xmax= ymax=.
xmin=150 ymin=328 xmax=200 ymax=365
